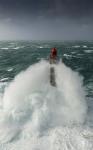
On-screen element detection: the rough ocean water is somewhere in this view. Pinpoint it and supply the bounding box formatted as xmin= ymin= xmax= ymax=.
xmin=0 ymin=41 xmax=93 ymax=150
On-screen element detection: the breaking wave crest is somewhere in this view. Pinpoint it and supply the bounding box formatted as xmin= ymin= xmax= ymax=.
xmin=0 ymin=60 xmax=90 ymax=150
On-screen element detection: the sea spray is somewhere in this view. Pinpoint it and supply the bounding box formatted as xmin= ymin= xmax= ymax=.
xmin=55 ymin=61 xmax=87 ymax=125
xmin=0 ymin=60 xmax=87 ymax=144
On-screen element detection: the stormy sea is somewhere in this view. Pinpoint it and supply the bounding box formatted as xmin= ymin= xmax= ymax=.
xmin=0 ymin=40 xmax=93 ymax=150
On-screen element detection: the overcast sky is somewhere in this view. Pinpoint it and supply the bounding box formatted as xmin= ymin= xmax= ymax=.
xmin=0 ymin=0 xmax=93 ymax=40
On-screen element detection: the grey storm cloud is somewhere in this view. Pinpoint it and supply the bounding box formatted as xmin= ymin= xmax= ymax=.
xmin=0 ymin=0 xmax=93 ymax=18
xmin=0 ymin=0 xmax=93 ymax=40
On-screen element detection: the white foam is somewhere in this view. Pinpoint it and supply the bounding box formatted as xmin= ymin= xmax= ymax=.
xmin=1 ymin=48 xmax=9 ymax=50
xmin=7 ymin=68 xmax=13 ymax=72
xmin=55 ymin=62 xmax=87 ymax=125
xmin=83 ymin=45 xmax=87 ymax=48
xmin=39 ymin=46 xmax=43 ymax=48
xmin=84 ymin=50 xmax=93 ymax=53
xmin=0 ymin=127 xmax=93 ymax=150
xmin=72 ymin=45 xmax=80 ymax=48
xmin=13 ymin=46 xmax=24 ymax=50
xmin=0 ymin=78 xmax=8 ymax=82
xmin=0 ymin=60 xmax=90 ymax=149
xmin=63 ymin=54 xmax=72 ymax=58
